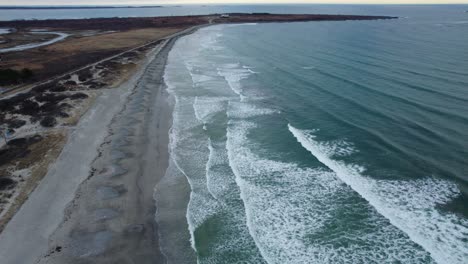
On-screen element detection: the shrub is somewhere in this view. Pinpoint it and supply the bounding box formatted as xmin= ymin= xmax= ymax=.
xmin=69 ymin=93 xmax=89 ymax=100
xmin=0 ymin=178 xmax=16 ymax=191
xmin=21 ymin=68 xmax=33 ymax=79
xmin=39 ymin=116 xmax=57 ymax=127
xmin=0 ymin=68 xmax=34 ymax=85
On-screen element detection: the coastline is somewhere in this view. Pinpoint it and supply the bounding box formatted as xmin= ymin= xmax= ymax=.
xmin=0 ymin=8 xmax=465 ymax=263
xmin=0 ymin=14 xmax=399 ymax=264
xmin=0 ymin=26 xmax=200 ymax=263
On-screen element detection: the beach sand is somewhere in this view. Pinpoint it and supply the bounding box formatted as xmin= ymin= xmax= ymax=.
xmin=0 ymin=27 xmax=198 ymax=264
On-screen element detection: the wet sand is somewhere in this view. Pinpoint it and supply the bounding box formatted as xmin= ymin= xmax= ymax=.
xmin=0 ymin=27 xmax=198 ymax=264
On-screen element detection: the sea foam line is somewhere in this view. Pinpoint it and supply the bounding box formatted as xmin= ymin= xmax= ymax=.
xmin=165 ymin=93 xmax=197 ymax=251
xmin=226 ymin=121 xmax=275 ymax=264
xmin=227 ymin=120 xmax=435 ymax=263
xmin=288 ymin=124 xmax=468 ymax=264
xmin=217 ymin=65 xmax=253 ymax=101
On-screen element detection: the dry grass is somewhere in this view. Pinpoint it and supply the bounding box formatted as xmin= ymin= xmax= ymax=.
xmin=47 ymin=28 xmax=182 ymax=53
xmin=1 ymin=27 xmax=185 ymax=81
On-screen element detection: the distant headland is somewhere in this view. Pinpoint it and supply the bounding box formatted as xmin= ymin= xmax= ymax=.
xmin=0 ymin=5 xmax=164 ymax=10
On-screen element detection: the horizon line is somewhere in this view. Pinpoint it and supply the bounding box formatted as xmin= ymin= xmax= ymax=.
xmin=2 ymin=3 xmax=468 ymax=6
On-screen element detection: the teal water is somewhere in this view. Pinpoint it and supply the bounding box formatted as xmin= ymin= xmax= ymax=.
xmin=162 ymin=6 xmax=468 ymax=264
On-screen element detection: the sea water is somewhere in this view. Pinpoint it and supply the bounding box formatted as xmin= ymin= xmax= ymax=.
xmin=162 ymin=5 xmax=468 ymax=264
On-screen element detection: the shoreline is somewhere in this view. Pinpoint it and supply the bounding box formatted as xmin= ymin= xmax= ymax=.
xmin=0 ymin=26 xmax=199 ymax=263
xmin=0 ymin=15 xmax=398 ymax=264
xmin=0 ymin=26 xmax=189 ymax=232
xmin=0 ymin=9 xmax=465 ymax=263
xmin=0 ymin=14 xmax=395 ymax=98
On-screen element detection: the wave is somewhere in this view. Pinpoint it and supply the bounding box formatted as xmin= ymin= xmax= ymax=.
xmin=168 ymin=98 xmax=220 ymax=250
xmin=163 ymin=19 xmax=468 ymax=264
xmin=164 ymin=28 xmax=269 ymax=263
xmin=228 ymin=101 xmax=279 ymax=119
xmin=193 ymin=96 xmax=228 ymax=124
xmin=217 ymin=64 xmax=253 ymax=100
xmin=227 ymin=23 xmax=259 ymax=27
xmin=203 ymin=137 xmax=268 ymax=264
xmin=310 ymin=68 xmax=468 ymax=129
xmin=188 ymin=72 xmax=217 ymax=84
xmin=165 ymin=43 xmax=222 ymax=251
xmin=288 ymin=124 xmax=468 ymax=264
xmin=227 ymin=120 xmax=435 ymax=263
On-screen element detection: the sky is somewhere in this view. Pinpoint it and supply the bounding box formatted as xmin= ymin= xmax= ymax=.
xmin=2 ymin=0 xmax=468 ymax=5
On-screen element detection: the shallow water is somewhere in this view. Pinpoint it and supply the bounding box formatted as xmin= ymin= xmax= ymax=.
xmin=162 ymin=5 xmax=468 ymax=264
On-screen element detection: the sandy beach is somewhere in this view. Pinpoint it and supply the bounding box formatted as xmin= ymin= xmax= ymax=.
xmin=0 ymin=27 xmax=198 ymax=264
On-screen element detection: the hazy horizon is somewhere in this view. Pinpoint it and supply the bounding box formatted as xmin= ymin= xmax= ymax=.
xmin=3 ymin=1 xmax=468 ymax=6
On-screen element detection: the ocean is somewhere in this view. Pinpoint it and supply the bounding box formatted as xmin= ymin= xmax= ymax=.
xmin=159 ymin=5 xmax=468 ymax=264
xmin=1 ymin=4 xmax=465 ymax=21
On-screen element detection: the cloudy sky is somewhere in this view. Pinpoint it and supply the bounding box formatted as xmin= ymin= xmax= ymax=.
xmin=2 ymin=0 xmax=467 ymax=5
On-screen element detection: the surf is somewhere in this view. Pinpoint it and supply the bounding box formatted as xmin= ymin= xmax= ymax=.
xmin=288 ymin=124 xmax=468 ymax=264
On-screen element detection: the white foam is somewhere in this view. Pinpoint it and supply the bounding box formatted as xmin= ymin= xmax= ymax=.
xmin=167 ymin=26 xmax=277 ymax=260
xmin=193 ymin=25 xmax=225 ymax=52
xmin=165 ymin=31 xmax=266 ymax=258
xmin=204 ymin=139 xmax=269 ymax=263
xmin=165 ymin=41 xmax=223 ymax=250
xmin=227 ymin=23 xmax=259 ymax=27
xmin=227 ymin=120 xmax=434 ymax=264
xmin=164 ymin=25 xmax=441 ymax=264
xmin=169 ymin=109 xmax=222 ymax=251
xmin=193 ymin=96 xmax=228 ymax=124
xmin=217 ymin=64 xmax=253 ymax=100
xmin=189 ymin=72 xmax=217 ymax=84
xmin=165 ymin=41 xmax=261 ymax=263
xmin=449 ymin=21 xmax=468 ymax=24
xmin=206 ymin=139 xmax=223 ymax=199
xmin=288 ymin=124 xmax=468 ymax=264
xmin=226 ymin=121 xmax=273 ymax=264
xmin=228 ymin=101 xmax=279 ymax=119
